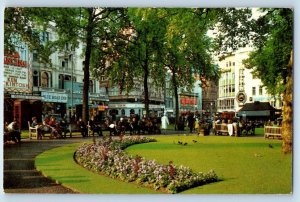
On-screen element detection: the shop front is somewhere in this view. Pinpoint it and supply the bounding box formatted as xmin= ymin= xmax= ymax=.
xmin=89 ymin=94 xmax=109 ymax=121
xmin=41 ymin=91 xmax=68 ymax=119
xmin=108 ymin=103 xmax=164 ymax=118
xmin=3 ymin=49 xmax=43 ymax=128
xmin=179 ymin=95 xmax=198 ymax=113
xmin=4 ymin=93 xmax=43 ymax=128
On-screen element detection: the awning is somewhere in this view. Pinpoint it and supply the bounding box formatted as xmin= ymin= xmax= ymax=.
xmin=237 ymin=110 xmax=270 ymax=117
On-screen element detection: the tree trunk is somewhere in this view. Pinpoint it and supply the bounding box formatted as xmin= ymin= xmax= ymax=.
xmin=82 ymin=8 xmax=94 ymax=124
xmin=171 ymin=68 xmax=179 ymax=130
xmin=282 ymin=50 xmax=293 ymax=154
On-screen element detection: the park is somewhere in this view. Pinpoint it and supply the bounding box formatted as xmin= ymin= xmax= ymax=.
xmin=4 ymin=128 xmax=292 ymax=194
xmin=3 ymin=7 xmax=293 ymax=197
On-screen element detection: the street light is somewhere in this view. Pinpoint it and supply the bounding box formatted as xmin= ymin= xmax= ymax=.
xmin=210 ymin=102 xmax=213 ymax=120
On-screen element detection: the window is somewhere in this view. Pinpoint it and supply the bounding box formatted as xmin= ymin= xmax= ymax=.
xmin=229 ymin=61 xmax=231 ymax=66
xmin=59 ymin=74 xmax=64 ymax=89
xmin=42 ymin=32 xmax=49 ymax=43
xmin=82 ymin=61 xmax=85 ymax=70
xmin=259 ymin=86 xmax=263 ymax=95
xmin=233 ymin=62 xmax=235 ymax=66
xmin=41 ymin=72 xmax=49 ymax=87
xmin=62 ymin=60 xmax=68 ymax=68
xmin=89 ymin=80 xmax=94 ymax=93
xmin=65 ymin=43 xmax=69 ymax=51
xmin=252 ymin=87 xmax=256 ymax=96
xmin=33 ymin=50 xmax=38 ymax=61
xmin=270 ymin=101 xmax=275 ymax=107
xmin=65 ymin=75 xmax=71 ymax=80
xmin=33 ymin=70 xmax=39 ymax=87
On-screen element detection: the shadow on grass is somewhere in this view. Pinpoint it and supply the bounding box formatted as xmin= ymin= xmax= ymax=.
xmin=55 ymin=176 xmax=91 ymax=184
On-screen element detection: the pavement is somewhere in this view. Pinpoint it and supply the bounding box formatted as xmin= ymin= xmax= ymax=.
xmin=3 ymin=138 xmax=82 ymax=193
xmin=2 ymin=129 xmax=197 ymax=194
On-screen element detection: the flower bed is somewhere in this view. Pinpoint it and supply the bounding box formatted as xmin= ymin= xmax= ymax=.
xmin=74 ymin=136 xmax=218 ymax=193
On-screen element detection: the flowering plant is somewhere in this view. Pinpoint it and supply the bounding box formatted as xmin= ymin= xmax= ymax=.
xmin=74 ymin=136 xmax=218 ymax=193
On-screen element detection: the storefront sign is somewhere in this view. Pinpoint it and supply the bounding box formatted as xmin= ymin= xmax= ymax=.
xmin=109 ymin=103 xmax=163 ymax=109
xmin=4 ymin=51 xmax=28 ymax=67
xmin=11 ymin=94 xmax=42 ymax=100
xmin=180 ymin=96 xmax=197 ymax=106
xmin=4 ymin=51 xmax=31 ymax=93
xmin=98 ymin=105 xmax=109 ymax=111
xmin=42 ymin=92 xmax=68 ymax=103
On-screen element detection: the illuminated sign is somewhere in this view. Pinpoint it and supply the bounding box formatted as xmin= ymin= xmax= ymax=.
xmin=4 ymin=51 xmax=31 ymax=93
xmin=180 ymin=96 xmax=197 ymax=106
xmin=4 ymin=51 xmax=28 ymax=67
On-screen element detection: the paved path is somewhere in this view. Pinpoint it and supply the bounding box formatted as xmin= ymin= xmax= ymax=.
xmin=3 ymin=138 xmax=83 ymax=193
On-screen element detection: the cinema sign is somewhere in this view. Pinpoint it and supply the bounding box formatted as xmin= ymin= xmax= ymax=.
xmin=4 ymin=51 xmax=32 ymax=93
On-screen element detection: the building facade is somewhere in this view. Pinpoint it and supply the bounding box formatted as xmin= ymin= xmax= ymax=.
xmin=202 ymin=79 xmax=218 ymax=119
xmin=216 ymin=48 xmax=283 ymax=117
xmin=164 ymin=74 xmax=203 ymax=118
xmin=4 ymin=38 xmax=42 ymax=128
xmin=4 ymin=29 xmax=109 ymax=128
xmin=99 ymin=77 xmax=164 ymax=118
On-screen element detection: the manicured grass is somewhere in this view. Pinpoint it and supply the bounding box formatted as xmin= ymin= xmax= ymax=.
xmin=126 ymin=135 xmax=292 ymax=194
xmin=35 ymin=142 xmax=159 ymax=194
xmin=35 ymin=135 xmax=292 ymax=194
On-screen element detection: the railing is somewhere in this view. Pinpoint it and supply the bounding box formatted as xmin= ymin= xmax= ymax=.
xmin=264 ymin=126 xmax=282 ymax=139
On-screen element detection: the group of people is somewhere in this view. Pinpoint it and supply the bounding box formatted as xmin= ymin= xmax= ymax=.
xmin=213 ymin=119 xmax=256 ymax=136
xmin=76 ymin=117 xmax=103 ymax=137
xmin=176 ymin=111 xmax=212 ymax=135
xmin=106 ymin=114 xmax=168 ymax=136
xmin=31 ymin=116 xmax=68 ymax=139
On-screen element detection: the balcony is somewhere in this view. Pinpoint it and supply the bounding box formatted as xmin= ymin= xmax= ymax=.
xmin=32 ymin=86 xmax=67 ymax=93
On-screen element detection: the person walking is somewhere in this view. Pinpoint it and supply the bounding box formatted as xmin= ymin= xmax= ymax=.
xmin=187 ymin=112 xmax=195 ymax=133
xmin=161 ymin=113 xmax=169 ymax=135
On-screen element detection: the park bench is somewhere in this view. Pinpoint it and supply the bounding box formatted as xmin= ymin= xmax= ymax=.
xmin=65 ymin=122 xmax=105 ymax=137
xmin=264 ymin=126 xmax=282 ymax=139
xmin=215 ymin=123 xmax=229 ymax=136
xmin=28 ymin=121 xmax=52 ymax=140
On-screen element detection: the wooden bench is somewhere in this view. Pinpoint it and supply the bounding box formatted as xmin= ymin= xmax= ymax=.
xmin=28 ymin=121 xmax=39 ymax=140
xmin=28 ymin=121 xmax=53 ymax=140
xmin=264 ymin=126 xmax=282 ymax=139
xmin=215 ymin=124 xmax=229 ymax=136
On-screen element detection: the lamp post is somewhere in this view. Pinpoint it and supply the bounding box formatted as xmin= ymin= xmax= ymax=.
xmin=210 ymin=102 xmax=213 ymax=120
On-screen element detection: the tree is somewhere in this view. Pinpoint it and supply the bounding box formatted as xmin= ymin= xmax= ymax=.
xmin=216 ymin=8 xmax=293 ymax=153
xmin=160 ymin=8 xmax=218 ymax=129
xmin=52 ymin=8 xmax=127 ymax=124
xmin=5 ymin=7 xmax=127 ymax=124
xmin=246 ymin=9 xmax=293 ymax=153
xmin=98 ymin=8 xmax=167 ymax=118
xmin=4 ymin=8 xmax=53 ymax=63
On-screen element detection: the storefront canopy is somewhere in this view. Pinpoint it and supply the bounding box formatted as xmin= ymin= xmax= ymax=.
xmin=237 ymin=101 xmax=276 ymax=117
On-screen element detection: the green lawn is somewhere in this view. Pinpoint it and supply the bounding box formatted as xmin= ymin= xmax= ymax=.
xmin=35 ymin=135 xmax=292 ymax=194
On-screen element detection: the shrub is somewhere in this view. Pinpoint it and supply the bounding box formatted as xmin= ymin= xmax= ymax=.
xmin=74 ymin=136 xmax=218 ymax=193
